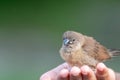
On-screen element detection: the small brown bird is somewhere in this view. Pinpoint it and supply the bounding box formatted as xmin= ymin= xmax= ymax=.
xmin=59 ymin=31 xmax=120 ymax=70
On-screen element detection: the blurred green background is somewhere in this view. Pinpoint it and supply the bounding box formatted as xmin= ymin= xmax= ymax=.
xmin=0 ymin=0 xmax=120 ymax=80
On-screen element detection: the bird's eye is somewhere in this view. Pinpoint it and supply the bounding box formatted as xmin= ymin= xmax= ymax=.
xmin=73 ymin=39 xmax=75 ymax=41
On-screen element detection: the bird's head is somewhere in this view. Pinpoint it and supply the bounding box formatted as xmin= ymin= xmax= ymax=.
xmin=61 ymin=31 xmax=85 ymax=53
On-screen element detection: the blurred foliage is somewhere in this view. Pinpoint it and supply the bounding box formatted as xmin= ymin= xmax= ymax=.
xmin=0 ymin=0 xmax=120 ymax=80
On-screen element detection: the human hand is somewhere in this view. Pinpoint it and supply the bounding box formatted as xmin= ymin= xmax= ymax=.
xmin=40 ymin=63 xmax=116 ymax=80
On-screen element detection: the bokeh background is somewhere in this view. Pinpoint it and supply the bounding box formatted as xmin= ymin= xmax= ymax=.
xmin=0 ymin=0 xmax=120 ymax=80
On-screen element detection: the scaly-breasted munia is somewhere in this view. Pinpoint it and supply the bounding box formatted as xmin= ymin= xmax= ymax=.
xmin=60 ymin=31 xmax=120 ymax=69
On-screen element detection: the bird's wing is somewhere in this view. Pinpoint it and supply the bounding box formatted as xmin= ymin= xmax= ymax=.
xmin=82 ymin=36 xmax=111 ymax=62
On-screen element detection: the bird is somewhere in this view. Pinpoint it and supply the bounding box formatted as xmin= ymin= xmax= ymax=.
xmin=59 ymin=31 xmax=120 ymax=70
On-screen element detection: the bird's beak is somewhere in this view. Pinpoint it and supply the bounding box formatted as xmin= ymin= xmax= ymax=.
xmin=63 ymin=38 xmax=70 ymax=45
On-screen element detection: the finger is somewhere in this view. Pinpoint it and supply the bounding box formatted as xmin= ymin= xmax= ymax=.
xmin=70 ymin=66 xmax=82 ymax=80
xmin=115 ymin=72 xmax=120 ymax=80
xmin=81 ymin=65 xmax=96 ymax=80
xmin=58 ymin=69 xmax=69 ymax=80
xmin=40 ymin=63 xmax=70 ymax=80
xmin=96 ymin=63 xmax=115 ymax=80
xmin=40 ymin=72 xmax=51 ymax=80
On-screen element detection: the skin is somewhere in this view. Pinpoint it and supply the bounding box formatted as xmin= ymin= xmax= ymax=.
xmin=40 ymin=63 xmax=120 ymax=80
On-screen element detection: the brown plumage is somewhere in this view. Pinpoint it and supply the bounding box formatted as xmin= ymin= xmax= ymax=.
xmin=59 ymin=31 xmax=120 ymax=69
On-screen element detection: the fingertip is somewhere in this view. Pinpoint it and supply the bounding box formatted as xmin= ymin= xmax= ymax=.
xmin=81 ymin=65 xmax=90 ymax=75
xmin=70 ymin=66 xmax=82 ymax=80
xmin=96 ymin=63 xmax=107 ymax=75
xmin=59 ymin=69 xmax=69 ymax=78
xmin=96 ymin=63 xmax=116 ymax=80
xmin=97 ymin=63 xmax=106 ymax=72
xmin=96 ymin=63 xmax=108 ymax=79
xmin=70 ymin=66 xmax=81 ymax=76
xmin=81 ymin=65 xmax=97 ymax=80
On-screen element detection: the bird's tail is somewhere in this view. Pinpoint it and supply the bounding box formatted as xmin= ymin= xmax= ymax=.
xmin=108 ymin=49 xmax=120 ymax=57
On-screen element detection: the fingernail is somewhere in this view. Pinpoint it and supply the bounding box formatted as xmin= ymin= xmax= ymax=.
xmin=97 ymin=63 xmax=106 ymax=72
xmin=70 ymin=66 xmax=80 ymax=76
xmin=60 ymin=69 xmax=69 ymax=78
xmin=81 ymin=65 xmax=90 ymax=75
